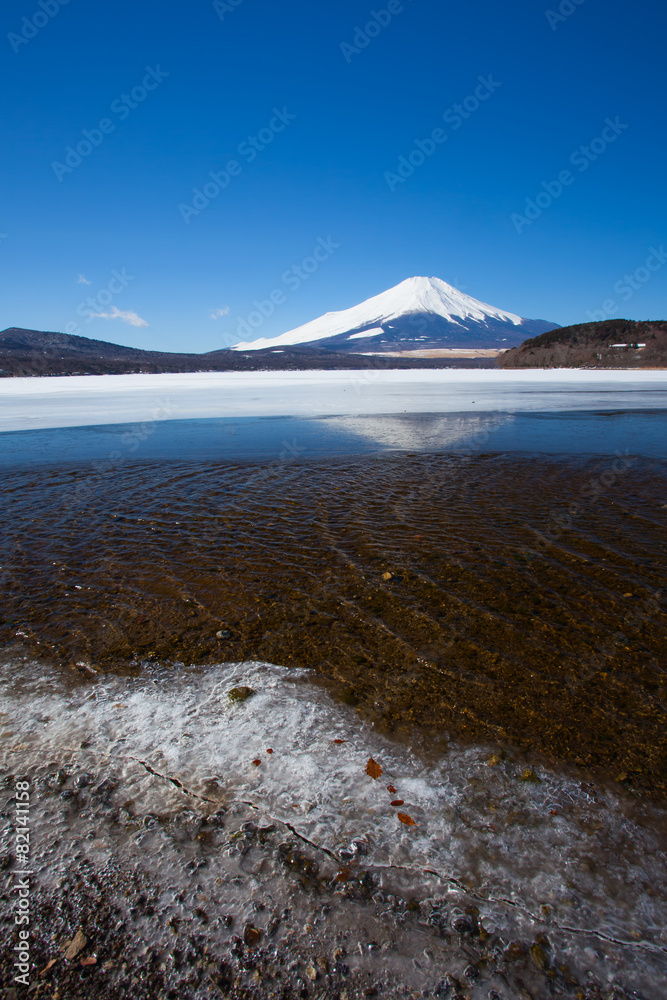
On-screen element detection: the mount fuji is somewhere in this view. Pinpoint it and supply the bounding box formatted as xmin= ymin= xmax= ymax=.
xmin=232 ymin=277 xmax=560 ymax=354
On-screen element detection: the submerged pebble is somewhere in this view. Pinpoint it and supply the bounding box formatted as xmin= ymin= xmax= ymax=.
xmin=228 ymin=685 xmax=255 ymax=703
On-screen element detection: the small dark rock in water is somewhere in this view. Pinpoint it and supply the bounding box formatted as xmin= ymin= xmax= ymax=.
xmin=228 ymin=686 xmax=255 ymax=703
xmin=435 ymin=974 xmax=459 ymax=996
xmin=530 ymin=942 xmax=549 ymax=970
xmin=451 ymin=914 xmax=474 ymax=935
xmin=243 ymin=923 xmax=261 ymax=947
xmin=216 ymin=629 xmax=233 ymax=640
xmin=504 ymin=941 xmax=525 ymax=962
xmin=463 ymin=964 xmax=478 ymax=980
xmin=73 ymin=772 xmax=92 ymax=789
xmin=176 ymin=810 xmax=202 ymax=840
xmin=46 ymin=768 xmax=67 ymax=789
xmin=339 ymin=839 xmax=369 ymax=861
xmin=92 ymin=777 xmax=117 ymax=801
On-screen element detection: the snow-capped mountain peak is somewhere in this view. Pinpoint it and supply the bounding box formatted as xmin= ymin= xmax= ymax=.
xmin=232 ymin=276 xmax=558 ymax=352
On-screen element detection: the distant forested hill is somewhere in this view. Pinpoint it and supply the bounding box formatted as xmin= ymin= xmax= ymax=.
xmin=499 ymin=319 xmax=667 ymax=368
xmin=0 ymin=328 xmax=495 ymax=376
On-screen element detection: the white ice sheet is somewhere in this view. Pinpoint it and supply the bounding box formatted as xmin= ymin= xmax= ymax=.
xmin=0 ymin=368 xmax=666 ymax=432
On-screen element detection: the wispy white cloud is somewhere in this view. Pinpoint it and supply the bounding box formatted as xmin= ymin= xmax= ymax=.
xmin=210 ymin=306 xmax=231 ymax=319
xmin=91 ymin=306 xmax=149 ymax=328
xmin=77 ymin=274 xmax=92 ymax=285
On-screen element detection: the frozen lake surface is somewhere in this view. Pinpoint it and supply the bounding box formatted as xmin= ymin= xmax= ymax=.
xmin=1 ymin=368 xmax=666 ymax=432
xmin=1 ymin=369 xmax=667 ymax=466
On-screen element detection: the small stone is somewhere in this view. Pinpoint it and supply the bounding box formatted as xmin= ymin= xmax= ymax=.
xmin=228 ymin=686 xmax=255 ymax=703
xmin=617 ymin=772 xmax=628 ymax=782
xmin=504 ymin=941 xmax=525 ymax=962
xmin=333 ymin=947 xmax=346 ymax=960
xmin=382 ymin=572 xmax=393 ymax=581
xmin=306 ymin=964 xmax=318 ymax=981
xmin=176 ymin=810 xmax=202 ymax=840
xmin=64 ymin=928 xmax=88 ymax=960
xmin=243 ymin=924 xmax=261 ymax=947
xmin=216 ymin=629 xmax=233 ymax=640
xmin=530 ymin=943 xmax=549 ymax=970
xmin=463 ymin=964 xmax=478 ymax=980
xmin=451 ymin=914 xmax=474 ymax=935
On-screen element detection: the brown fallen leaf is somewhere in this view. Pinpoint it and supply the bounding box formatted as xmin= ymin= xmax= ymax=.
xmin=387 ymin=784 xmax=397 ymax=794
xmin=251 ymin=759 xmax=262 ymax=767
xmin=81 ymin=956 xmax=97 ymax=967
xmin=40 ymin=959 xmax=57 ymax=976
xmin=333 ymin=739 xmax=346 ymax=745
xmin=390 ymin=799 xmax=404 ymax=807
xmin=64 ymin=928 xmax=88 ymax=961
xmin=365 ymin=758 xmax=383 ymax=780
xmin=266 ymin=748 xmax=273 ymax=754
xmin=397 ymin=813 xmax=417 ymax=826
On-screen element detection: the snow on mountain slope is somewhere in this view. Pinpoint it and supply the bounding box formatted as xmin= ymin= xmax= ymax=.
xmin=232 ymin=277 xmax=559 ymax=352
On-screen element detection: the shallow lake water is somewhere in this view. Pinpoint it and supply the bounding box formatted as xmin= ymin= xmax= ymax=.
xmin=0 ymin=408 xmax=666 ymax=468
xmin=1 ymin=372 xmax=666 ymax=998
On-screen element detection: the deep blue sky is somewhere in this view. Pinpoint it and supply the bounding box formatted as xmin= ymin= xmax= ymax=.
xmin=1 ymin=0 xmax=665 ymax=352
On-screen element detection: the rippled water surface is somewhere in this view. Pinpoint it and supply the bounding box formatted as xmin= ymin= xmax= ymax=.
xmin=2 ymin=447 xmax=665 ymax=795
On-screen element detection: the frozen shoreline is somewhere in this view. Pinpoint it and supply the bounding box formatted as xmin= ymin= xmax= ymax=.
xmin=1 ymin=368 xmax=666 ymax=432
xmin=2 ymin=655 xmax=666 ymax=998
